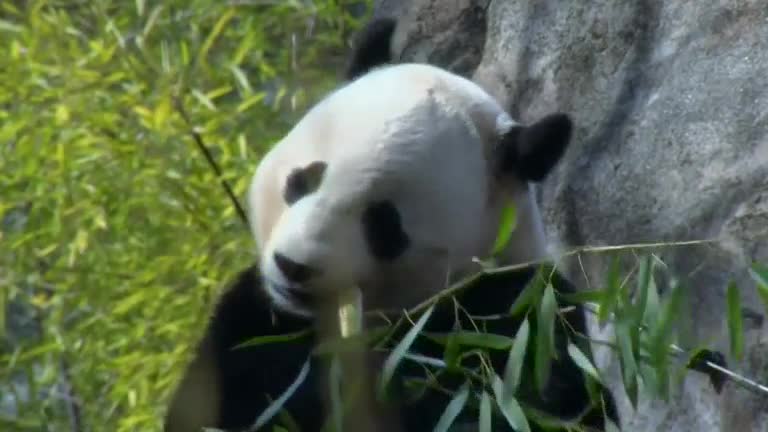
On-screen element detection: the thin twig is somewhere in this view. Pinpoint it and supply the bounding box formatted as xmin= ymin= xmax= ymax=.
xmin=173 ymin=95 xmax=249 ymax=226
xmin=407 ymin=238 xmax=720 ymax=316
xmin=402 ymin=236 xmax=768 ymax=398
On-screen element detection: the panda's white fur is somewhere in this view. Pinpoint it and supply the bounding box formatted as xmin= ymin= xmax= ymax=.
xmin=248 ymin=63 xmax=546 ymax=316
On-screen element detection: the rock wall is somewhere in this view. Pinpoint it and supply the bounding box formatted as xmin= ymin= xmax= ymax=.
xmin=372 ymin=1 xmax=768 ymax=430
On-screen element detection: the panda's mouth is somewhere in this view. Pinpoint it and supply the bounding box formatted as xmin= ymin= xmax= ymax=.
xmin=264 ymin=277 xmax=315 ymax=317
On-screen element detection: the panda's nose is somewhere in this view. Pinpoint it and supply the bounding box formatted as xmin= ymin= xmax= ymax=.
xmin=273 ymin=252 xmax=317 ymax=283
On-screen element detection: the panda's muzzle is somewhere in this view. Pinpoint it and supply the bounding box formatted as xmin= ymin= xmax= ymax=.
xmin=273 ymin=252 xmax=318 ymax=283
xmin=277 ymin=282 xmax=315 ymax=310
xmin=269 ymin=252 xmax=322 ymax=312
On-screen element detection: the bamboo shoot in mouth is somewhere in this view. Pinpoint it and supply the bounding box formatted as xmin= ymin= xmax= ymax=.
xmin=316 ymin=287 xmax=378 ymax=432
xmin=337 ymin=287 xmax=363 ymax=338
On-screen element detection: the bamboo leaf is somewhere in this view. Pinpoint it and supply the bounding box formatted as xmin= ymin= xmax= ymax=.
xmin=599 ymin=256 xmax=622 ymax=325
xmin=426 ymin=331 xmax=514 ymax=350
xmin=535 ymin=284 xmax=557 ymax=395
xmin=616 ymin=320 xmax=638 ymax=408
xmin=726 ymin=281 xmax=744 ymax=360
xmin=567 ymin=343 xmax=602 ymax=384
xmin=634 ymin=255 xmax=653 ymax=324
xmin=647 ymin=279 xmax=685 ymax=401
xmin=0 ymin=19 xmax=23 ymax=33
xmin=135 ymin=0 xmax=145 ymax=16
xmin=432 ymin=383 xmax=469 ymax=432
xmin=508 ymin=269 xmax=547 ymax=317
xmin=503 ymin=318 xmax=530 ymax=396
xmin=378 ymin=306 xmax=434 ymax=397
xmin=192 ymin=88 xmax=217 ymax=111
xmin=237 ymin=92 xmax=267 ymax=113
xmin=198 ymin=7 xmax=236 ymax=66
xmin=749 ymin=263 xmax=768 ymax=315
xmin=235 ymin=329 xmax=312 ymax=349
xmin=642 ymin=270 xmax=660 ymax=326
xmin=492 ymin=375 xmax=530 ymax=432
xmin=249 ymin=357 xmax=311 ymax=431
xmin=492 ymin=203 xmax=517 ymax=256
xmin=479 ymin=391 xmax=492 ymax=432
xmin=443 ymin=334 xmax=461 ymax=370
xmin=649 ymin=280 xmax=683 ymax=362
xmin=557 ymin=289 xmax=605 ymax=304
xmin=229 ymin=64 xmax=253 ymax=95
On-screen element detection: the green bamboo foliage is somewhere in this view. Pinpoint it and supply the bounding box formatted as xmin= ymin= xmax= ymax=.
xmin=0 ymin=1 xmax=369 ymax=430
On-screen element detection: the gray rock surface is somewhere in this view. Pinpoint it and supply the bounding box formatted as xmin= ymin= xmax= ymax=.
xmin=373 ymin=0 xmax=768 ymax=430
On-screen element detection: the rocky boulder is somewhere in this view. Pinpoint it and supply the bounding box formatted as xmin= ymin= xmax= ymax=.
xmin=372 ymin=1 xmax=768 ymax=430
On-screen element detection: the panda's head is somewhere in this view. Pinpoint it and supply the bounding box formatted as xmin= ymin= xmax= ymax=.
xmin=246 ymin=20 xmax=572 ymax=317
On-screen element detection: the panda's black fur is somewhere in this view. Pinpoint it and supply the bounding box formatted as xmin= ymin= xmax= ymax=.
xmin=164 ymin=16 xmax=620 ymax=432
xmin=166 ymin=264 xmax=619 ymax=431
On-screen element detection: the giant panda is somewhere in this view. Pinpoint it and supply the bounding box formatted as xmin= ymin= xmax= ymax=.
xmin=164 ymin=17 xmax=620 ymax=432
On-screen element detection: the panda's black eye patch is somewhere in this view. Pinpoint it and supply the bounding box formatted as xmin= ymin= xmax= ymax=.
xmin=283 ymin=161 xmax=327 ymax=205
xmin=362 ymin=200 xmax=410 ymax=261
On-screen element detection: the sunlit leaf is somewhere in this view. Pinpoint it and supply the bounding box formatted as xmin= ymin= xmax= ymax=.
xmin=192 ymin=89 xmax=217 ymax=111
xmin=135 ymin=0 xmax=146 ymax=16
xmin=0 ymin=19 xmax=23 ymax=33
xmin=230 ymin=64 xmax=253 ymax=95
xmin=491 ymin=203 xmax=517 ymax=256
xmin=198 ymin=7 xmax=236 ymax=66
xmin=54 ymin=104 xmax=70 ymax=125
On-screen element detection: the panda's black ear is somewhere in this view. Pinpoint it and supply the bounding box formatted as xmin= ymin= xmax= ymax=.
xmin=344 ymin=18 xmax=397 ymax=81
xmin=497 ymin=113 xmax=573 ymax=182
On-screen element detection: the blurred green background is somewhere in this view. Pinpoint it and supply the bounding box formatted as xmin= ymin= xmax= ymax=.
xmin=0 ymin=1 xmax=370 ymax=430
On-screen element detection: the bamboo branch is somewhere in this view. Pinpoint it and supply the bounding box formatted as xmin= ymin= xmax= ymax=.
xmin=407 ymin=238 xmax=720 ymax=316
xmin=173 ymin=95 xmax=249 ymax=226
